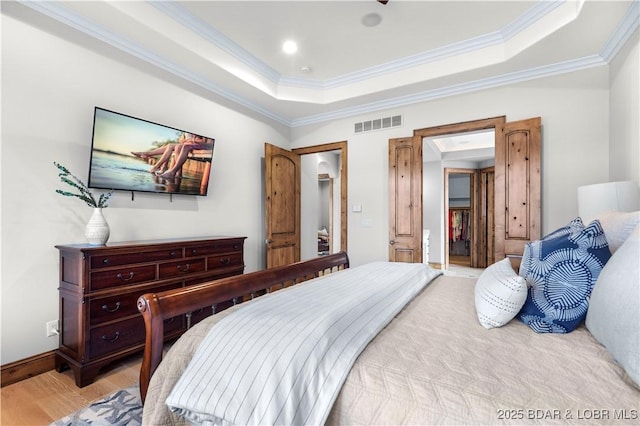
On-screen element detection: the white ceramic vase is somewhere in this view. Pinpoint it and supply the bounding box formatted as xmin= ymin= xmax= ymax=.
xmin=85 ymin=208 xmax=110 ymax=245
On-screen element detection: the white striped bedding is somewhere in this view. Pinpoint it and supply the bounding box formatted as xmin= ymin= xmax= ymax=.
xmin=165 ymin=261 xmax=441 ymax=425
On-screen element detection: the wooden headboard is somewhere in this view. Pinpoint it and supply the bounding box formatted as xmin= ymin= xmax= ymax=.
xmin=136 ymin=251 xmax=350 ymax=402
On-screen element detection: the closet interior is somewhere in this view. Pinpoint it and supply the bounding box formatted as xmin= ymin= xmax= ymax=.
xmin=448 ymin=173 xmax=471 ymax=266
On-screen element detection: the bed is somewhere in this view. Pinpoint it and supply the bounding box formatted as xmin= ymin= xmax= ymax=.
xmin=138 ymin=216 xmax=640 ymax=425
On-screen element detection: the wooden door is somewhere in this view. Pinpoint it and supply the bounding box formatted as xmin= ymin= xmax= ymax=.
xmin=478 ymin=166 xmax=495 ymax=267
xmin=389 ymin=136 xmax=422 ymax=262
xmin=265 ymin=143 xmax=301 ymax=268
xmin=494 ymin=118 xmax=541 ymax=264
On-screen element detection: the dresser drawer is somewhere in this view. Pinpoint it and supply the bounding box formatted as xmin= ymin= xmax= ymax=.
xmin=89 ymin=316 xmax=144 ymax=359
xmin=207 ymin=252 xmax=243 ymax=270
xmin=186 ymin=240 xmax=243 ymax=257
xmin=89 ymin=314 xmax=185 ymax=359
xmin=90 ymin=247 xmax=183 ymax=269
xmin=89 ymin=282 xmax=183 ymax=326
xmin=90 ymin=265 xmax=157 ymax=291
xmin=159 ymin=258 xmax=206 ymax=279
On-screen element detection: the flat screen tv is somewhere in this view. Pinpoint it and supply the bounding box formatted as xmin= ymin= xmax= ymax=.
xmin=88 ymin=107 xmax=215 ymax=196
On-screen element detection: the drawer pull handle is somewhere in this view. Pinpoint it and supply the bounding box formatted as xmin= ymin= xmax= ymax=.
xmin=101 ymin=302 xmax=121 ymax=313
xmin=191 ymin=249 xmax=197 ymax=255
xmin=170 ymin=251 xmax=176 ymax=256
xmin=220 ymin=257 xmax=231 ymax=265
xmin=116 ymin=272 xmax=135 ymax=281
xmin=100 ymin=331 xmax=120 ymax=343
xmin=102 ymin=258 xmax=111 ymax=264
xmin=177 ymin=264 xmax=190 ymax=272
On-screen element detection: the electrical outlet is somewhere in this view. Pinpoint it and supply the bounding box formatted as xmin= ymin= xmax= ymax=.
xmin=46 ymin=320 xmax=59 ymax=337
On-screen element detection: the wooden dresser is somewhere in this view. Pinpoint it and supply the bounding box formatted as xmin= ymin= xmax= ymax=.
xmin=55 ymin=236 xmax=246 ymax=387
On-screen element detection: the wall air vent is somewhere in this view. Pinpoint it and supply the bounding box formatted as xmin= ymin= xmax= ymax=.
xmin=354 ymin=114 xmax=402 ymax=134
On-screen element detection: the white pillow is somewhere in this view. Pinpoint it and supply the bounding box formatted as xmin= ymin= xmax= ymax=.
xmin=586 ymin=223 xmax=640 ymax=387
xmin=475 ymin=258 xmax=527 ymax=329
xmin=597 ymin=210 xmax=640 ymax=253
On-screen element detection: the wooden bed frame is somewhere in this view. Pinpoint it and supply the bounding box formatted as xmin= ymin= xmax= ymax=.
xmin=136 ymin=252 xmax=350 ymax=402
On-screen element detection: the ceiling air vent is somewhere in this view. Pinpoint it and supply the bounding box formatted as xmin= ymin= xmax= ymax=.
xmin=354 ymin=115 xmax=402 ymax=134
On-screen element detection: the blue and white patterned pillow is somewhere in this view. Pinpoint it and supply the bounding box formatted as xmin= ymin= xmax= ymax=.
xmin=519 ymin=217 xmax=585 ymax=277
xmin=543 ymin=216 xmax=585 ymax=239
xmin=518 ymin=220 xmax=611 ymax=333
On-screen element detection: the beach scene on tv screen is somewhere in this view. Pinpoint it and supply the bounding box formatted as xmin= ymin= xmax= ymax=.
xmin=89 ymin=108 xmax=214 ymax=196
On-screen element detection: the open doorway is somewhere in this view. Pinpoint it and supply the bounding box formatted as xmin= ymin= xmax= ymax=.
xmin=299 ymin=152 xmax=340 ymax=259
xmin=391 ymin=116 xmax=540 ymax=270
xmin=422 ymin=126 xmax=496 ymax=270
xmin=293 ymin=142 xmax=347 ymax=261
xmin=264 ymin=142 xmax=347 ymax=268
xmin=445 ymin=170 xmax=475 ymax=267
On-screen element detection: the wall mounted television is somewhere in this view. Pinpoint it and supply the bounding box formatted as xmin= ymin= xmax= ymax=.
xmin=88 ymin=107 xmax=215 ymax=196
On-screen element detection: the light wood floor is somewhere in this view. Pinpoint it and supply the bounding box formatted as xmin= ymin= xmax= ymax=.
xmin=1 ymin=354 xmax=141 ymax=425
xmin=449 ymin=254 xmax=471 ymax=266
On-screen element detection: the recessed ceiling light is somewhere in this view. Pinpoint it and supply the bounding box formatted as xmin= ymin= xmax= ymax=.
xmin=282 ymin=40 xmax=298 ymax=54
xmin=362 ymin=12 xmax=382 ymax=27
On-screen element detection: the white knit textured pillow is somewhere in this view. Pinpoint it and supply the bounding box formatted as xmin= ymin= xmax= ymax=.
xmin=475 ymin=258 xmax=527 ymax=329
xmin=597 ymin=210 xmax=640 ymax=254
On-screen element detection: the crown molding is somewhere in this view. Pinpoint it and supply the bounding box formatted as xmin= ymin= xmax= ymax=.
xmin=599 ymin=0 xmax=639 ymax=62
xmin=149 ymin=1 xmax=281 ymax=83
xmin=17 ymin=0 xmax=638 ymax=129
xmin=289 ymin=55 xmax=607 ymax=127
xmin=153 ymin=0 xmax=583 ymax=103
xmin=156 ymin=1 xmax=568 ymax=93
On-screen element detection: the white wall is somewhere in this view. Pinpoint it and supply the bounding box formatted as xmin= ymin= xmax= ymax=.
xmin=300 ymin=155 xmax=319 ymax=260
xmin=292 ymin=67 xmax=613 ymax=267
xmin=331 ymin=174 xmax=342 ymax=254
xmin=448 ymin=174 xmax=471 ymax=207
xmin=0 ymin=15 xmax=289 ymax=364
xmin=423 ymin=163 xmax=442 ymax=263
xmin=609 ymin=29 xmax=639 ymax=183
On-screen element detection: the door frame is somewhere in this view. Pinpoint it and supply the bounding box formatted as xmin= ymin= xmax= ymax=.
xmin=413 ymin=116 xmax=506 ymax=267
xmin=293 ymin=141 xmax=348 ymax=253
xmin=479 ymin=166 xmax=495 ymax=267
